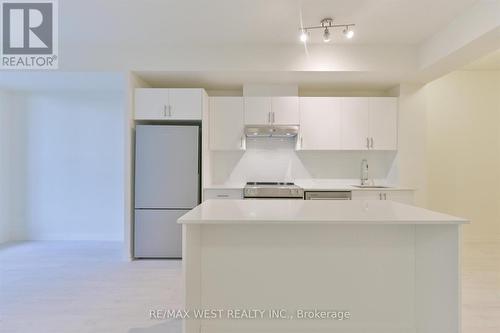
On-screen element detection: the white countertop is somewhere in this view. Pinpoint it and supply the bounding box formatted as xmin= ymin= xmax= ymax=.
xmin=178 ymin=199 xmax=468 ymax=225
xmin=204 ymin=179 xmax=415 ymax=191
xmin=295 ymin=179 xmax=415 ymax=191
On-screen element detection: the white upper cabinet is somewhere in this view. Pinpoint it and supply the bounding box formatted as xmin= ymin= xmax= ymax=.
xmin=168 ymin=89 xmax=203 ymax=120
xmin=340 ymin=98 xmax=370 ymax=150
xmin=210 ymin=97 xmax=245 ymax=151
xmin=271 ymin=97 xmax=299 ymax=125
xmin=135 ymin=88 xmax=170 ymax=120
xmin=205 ymin=94 xmax=396 ymax=152
xmin=135 ymin=88 xmax=202 ymax=120
xmin=340 ymin=97 xmax=398 ymax=151
xmin=369 ymin=97 xmax=398 ymax=150
xmin=299 ymin=97 xmax=341 ymax=150
xmin=244 ymin=96 xmax=299 ymax=125
xmin=244 ymin=97 xmax=272 ymax=125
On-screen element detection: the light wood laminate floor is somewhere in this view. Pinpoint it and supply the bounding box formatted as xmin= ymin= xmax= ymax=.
xmin=0 ymin=241 xmax=183 ymax=333
xmin=462 ymin=241 xmax=500 ymax=333
xmin=1 ymin=240 xmax=499 ymax=333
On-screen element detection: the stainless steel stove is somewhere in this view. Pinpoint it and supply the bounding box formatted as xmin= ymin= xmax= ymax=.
xmin=243 ymin=182 xmax=304 ymax=199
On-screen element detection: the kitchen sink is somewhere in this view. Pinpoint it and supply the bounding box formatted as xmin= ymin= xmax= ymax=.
xmin=351 ymin=185 xmax=391 ymax=189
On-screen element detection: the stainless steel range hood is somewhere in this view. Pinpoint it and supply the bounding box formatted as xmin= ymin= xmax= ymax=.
xmin=244 ymin=125 xmax=299 ymax=138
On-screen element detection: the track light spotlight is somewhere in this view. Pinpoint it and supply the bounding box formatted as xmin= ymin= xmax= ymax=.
xmin=322 ymin=28 xmax=331 ymax=42
xmin=343 ymin=27 xmax=354 ymax=39
xmin=299 ymin=30 xmax=308 ymax=43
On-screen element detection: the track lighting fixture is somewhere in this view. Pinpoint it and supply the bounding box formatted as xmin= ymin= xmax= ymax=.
xmin=299 ymin=17 xmax=355 ymax=43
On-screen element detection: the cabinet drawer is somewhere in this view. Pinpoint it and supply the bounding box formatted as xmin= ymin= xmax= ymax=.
xmin=204 ymin=189 xmax=243 ymax=200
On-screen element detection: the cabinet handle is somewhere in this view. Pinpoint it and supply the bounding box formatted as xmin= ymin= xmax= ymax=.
xmin=268 ymin=112 xmax=271 ymax=124
xmin=384 ymin=193 xmax=387 ymax=200
xmin=301 ymin=136 xmax=303 ymax=148
xmin=216 ymin=194 xmax=229 ymax=198
xmin=168 ymin=105 xmax=172 ymax=117
xmin=272 ymin=112 xmax=275 ymax=123
xmin=370 ymin=137 xmax=374 ymax=149
xmin=366 ymin=137 xmax=370 ymax=149
xmin=379 ymin=193 xmax=382 ymax=200
xmin=163 ymin=105 xmax=167 ymax=117
xmin=240 ymin=135 xmax=244 ymax=149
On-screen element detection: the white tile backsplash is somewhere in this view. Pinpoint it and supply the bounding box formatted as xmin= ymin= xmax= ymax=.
xmin=210 ymin=138 xmax=398 ymax=185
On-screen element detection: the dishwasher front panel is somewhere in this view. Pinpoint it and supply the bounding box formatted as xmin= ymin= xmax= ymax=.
xmin=304 ymin=191 xmax=352 ymax=200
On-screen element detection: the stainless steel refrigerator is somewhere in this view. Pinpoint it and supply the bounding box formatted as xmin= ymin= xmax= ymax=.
xmin=134 ymin=125 xmax=200 ymax=258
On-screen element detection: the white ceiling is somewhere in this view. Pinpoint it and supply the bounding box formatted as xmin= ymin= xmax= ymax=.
xmin=463 ymin=48 xmax=500 ymax=70
xmin=0 ymin=72 xmax=125 ymax=92
xmin=60 ymin=0 xmax=478 ymax=46
xmin=135 ymin=70 xmax=404 ymax=92
xmin=2 ymin=0 xmax=499 ymax=93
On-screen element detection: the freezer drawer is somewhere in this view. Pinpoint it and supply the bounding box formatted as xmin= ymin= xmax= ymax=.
xmin=134 ymin=209 xmax=186 ymax=258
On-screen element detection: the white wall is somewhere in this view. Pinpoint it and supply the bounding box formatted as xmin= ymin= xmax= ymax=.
xmin=394 ymin=71 xmax=500 ymax=241
xmin=6 ymin=90 xmax=125 ymax=241
xmin=124 ymin=72 xmax=150 ymax=258
xmin=0 ymin=91 xmax=13 ymax=243
xmin=210 ymin=139 xmax=398 ymax=185
xmin=424 ymin=71 xmax=500 ymax=241
xmin=396 ymin=84 xmax=428 ymax=207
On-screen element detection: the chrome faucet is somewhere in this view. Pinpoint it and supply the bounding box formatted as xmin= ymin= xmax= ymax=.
xmin=361 ymin=159 xmax=369 ymax=185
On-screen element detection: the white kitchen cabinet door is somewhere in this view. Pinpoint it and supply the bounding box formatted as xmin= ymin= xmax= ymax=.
xmin=369 ymin=97 xmax=398 ymax=150
xmin=351 ymin=190 xmax=414 ymax=205
xmin=340 ymin=97 xmax=370 ymax=150
xmin=299 ymin=97 xmax=341 ymax=150
xmin=385 ymin=191 xmax=414 ymax=205
xmin=272 ymin=97 xmax=299 ymax=125
xmin=210 ymin=97 xmax=245 ymax=151
xmin=244 ymin=97 xmax=272 ymax=125
xmin=135 ymin=88 xmax=202 ymax=120
xmin=168 ymin=89 xmax=202 ymax=120
xmin=135 ymin=88 xmax=170 ymax=120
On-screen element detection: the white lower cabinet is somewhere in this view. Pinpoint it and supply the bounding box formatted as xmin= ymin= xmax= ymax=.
xmin=204 ymin=189 xmax=243 ymax=200
xmin=351 ymin=190 xmax=414 ymax=205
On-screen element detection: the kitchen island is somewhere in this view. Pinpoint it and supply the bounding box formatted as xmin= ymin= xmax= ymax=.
xmin=178 ymin=199 xmax=468 ymax=333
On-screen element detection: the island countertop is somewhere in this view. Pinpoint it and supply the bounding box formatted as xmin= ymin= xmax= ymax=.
xmin=178 ymin=199 xmax=468 ymax=225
